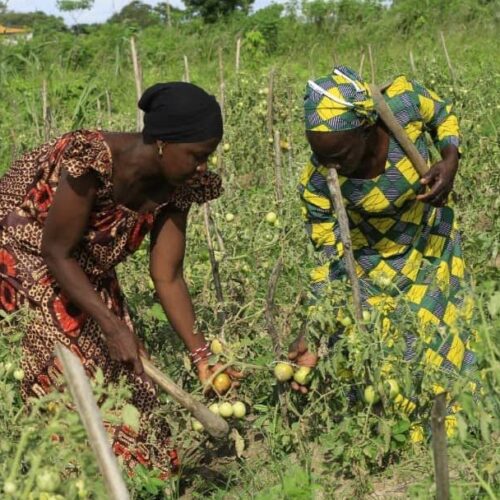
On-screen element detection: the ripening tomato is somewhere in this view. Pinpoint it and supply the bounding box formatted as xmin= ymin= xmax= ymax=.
xmin=213 ymin=373 xmax=231 ymax=395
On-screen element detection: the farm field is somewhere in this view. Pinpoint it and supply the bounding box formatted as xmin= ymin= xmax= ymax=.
xmin=0 ymin=1 xmax=499 ymax=498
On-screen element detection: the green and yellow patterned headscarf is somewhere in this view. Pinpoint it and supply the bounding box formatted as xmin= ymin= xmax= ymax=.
xmin=304 ymin=65 xmax=378 ymax=132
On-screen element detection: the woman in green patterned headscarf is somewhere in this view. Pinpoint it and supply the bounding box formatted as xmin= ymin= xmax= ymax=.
xmin=288 ymin=65 xmax=476 ymax=440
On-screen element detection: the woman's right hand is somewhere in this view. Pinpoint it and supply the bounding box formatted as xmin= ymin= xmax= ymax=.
xmin=288 ymin=334 xmax=318 ymax=394
xmin=100 ymin=317 xmax=144 ymax=375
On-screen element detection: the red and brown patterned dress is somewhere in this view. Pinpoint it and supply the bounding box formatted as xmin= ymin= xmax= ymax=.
xmin=0 ymin=129 xmax=222 ymax=477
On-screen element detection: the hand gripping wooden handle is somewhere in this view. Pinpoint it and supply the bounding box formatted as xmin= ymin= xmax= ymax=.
xmin=141 ymin=356 xmax=230 ymax=439
xmin=369 ymin=83 xmax=429 ymax=177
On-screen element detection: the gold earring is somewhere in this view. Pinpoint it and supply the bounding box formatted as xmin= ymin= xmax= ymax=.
xmin=157 ymin=142 xmax=164 ymax=157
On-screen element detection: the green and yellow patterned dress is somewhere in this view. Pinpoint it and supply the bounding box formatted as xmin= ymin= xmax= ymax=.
xmin=299 ymin=76 xmax=476 ymax=435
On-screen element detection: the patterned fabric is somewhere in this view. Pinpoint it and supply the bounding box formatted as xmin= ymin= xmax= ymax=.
xmin=299 ymin=76 xmax=473 ymax=435
xmin=304 ymin=65 xmax=378 ymax=132
xmin=0 ymin=129 xmax=222 ymax=476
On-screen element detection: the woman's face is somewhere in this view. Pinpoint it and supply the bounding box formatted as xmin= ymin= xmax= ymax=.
xmin=306 ymin=127 xmax=370 ymax=176
xmin=159 ymin=137 xmax=220 ymax=186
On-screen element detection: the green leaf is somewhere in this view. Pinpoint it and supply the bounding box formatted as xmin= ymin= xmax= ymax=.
xmin=122 ymin=404 xmax=140 ymax=432
xmin=150 ymin=303 xmax=167 ymax=322
xmin=487 ymin=291 xmax=500 ymax=317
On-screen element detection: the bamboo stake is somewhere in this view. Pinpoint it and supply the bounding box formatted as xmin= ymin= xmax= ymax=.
xmin=358 ymin=51 xmax=365 ymax=77
xmin=266 ymin=68 xmax=275 ymax=137
xmin=183 ymin=55 xmax=190 ymax=83
xmin=141 ymin=357 xmax=229 ymax=438
xmin=431 ymin=392 xmax=450 ymax=500
xmin=42 ymin=79 xmax=50 ymax=142
xmin=409 ymin=50 xmax=416 ymax=74
xmin=54 ymin=344 xmax=130 ymax=500
xmin=166 ymin=1 xmax=172 ymax=28
xmin=326 ymin=169 xmax=364 ymax=323
xmin=273 ymin=129 xmax=283 ymax=208
xmin=235 ymin=37 xmax=241 ymax=73
xmin=439 ymin=31 xmax=456 ymax=88
xmin=130 ymin=36 xmax=143 ymax=132
xmin=368 ymin=44 xmax=375 ymax=84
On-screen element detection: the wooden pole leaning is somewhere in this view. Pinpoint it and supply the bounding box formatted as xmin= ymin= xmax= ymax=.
xmin=369 ymin=84 xmax=429 ymax=177
xmin=141 ymin=357 xmax=230 ymax=438
xmin=55 ymin=344 xmax=130 ymax=500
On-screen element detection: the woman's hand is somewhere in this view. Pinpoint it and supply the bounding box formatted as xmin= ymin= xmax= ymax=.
xmin=196 ymin=359 xmax=243 ymax=395
xmin=288 ymin=334 xmax=318 ymax=394
xmin=100 ymin=316 xmax=145 ymax=376
xmin=417 ymin=147 xmax=459 ymax=207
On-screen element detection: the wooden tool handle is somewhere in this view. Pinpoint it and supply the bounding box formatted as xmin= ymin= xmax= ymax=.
xmin=369 ymin=84 xmax=429 ymax=177
xmin=141 ymin=356 xmax=230 ymax=439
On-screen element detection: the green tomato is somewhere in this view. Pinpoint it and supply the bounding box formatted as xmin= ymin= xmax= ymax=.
xmin=232 ymin=401 xmax=246 ymax=419
xmin=385 ymin=379 xmax=400 ymax=399
xmin=225 ymin=213 xmax=235 ymax=222
xmin=13 ymin=368 xmax=24 ymax=381
xmin=191 ymin=419 xmax=204 ymax=432
xmin=274 ymin=362 xmax=294 ymax=382
xmin=362 ymin=310 xmax=371 ymax=322
xmin=36 ymin=469 xmax=60 ymax=492
xmin=265 ymin=211 xmax=277 ymax=224
xmin=340 ymin=316 xmax=353 ymax=327
xmin=3 ymin=481 xmax=16 ymax=495
xmin=208 ymin=403 xmax=220 ymax=415
xmin=218 ymin=402 xmax=233 ymax=418
xmin=363 ymin=385 xmax=380 ymax=405
xmin=293 ymin=366 xmax=312 ymax=385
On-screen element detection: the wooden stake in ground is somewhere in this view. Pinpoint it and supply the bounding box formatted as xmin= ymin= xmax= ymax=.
xmin=203 ymin=203 xmax=226 ymax=326
xmin=183 ymin=55 xmax=190 ymax=83
xmin=431 ymin=392 xmax=450 ymax=500
xmin=358 ymin=51 xmax=365 ymax=77
xmin=266 ymin=68 xmax=275 ymax=137
xmin=273 ymin=129 xmax=283 ymax=208
xmin=54 ymin=344 xmax=130 ymax=500
xmin=235 ymin=37 xmax=241 ymax=73
xmin=439 ymin=31 xmax=457 ymax=88
xmin=409 ymin=50 xmax=416 ymax=74
xmin=368 ymin=44 xmax=375 ymax=84
xmin=129 ymin=36 xmax=143 ymax=132
xmin=326 ymin=168 xmax=364 ymax=324
xmin=217 ymin=47 xmax=225 ymax=173
xmin=42 ymin=79 xmax=50 ymax=142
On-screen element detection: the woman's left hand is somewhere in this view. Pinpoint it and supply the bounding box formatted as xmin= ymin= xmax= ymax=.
xmin=416 ymin=156 xmax=458 ymax=207
xmin=196 ymin=359 xmax=243 ymax=395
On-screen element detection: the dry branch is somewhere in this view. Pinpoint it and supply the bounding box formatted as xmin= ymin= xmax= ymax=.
xmin=265 ymin=257 xmax=284 ymax=356
xmin=326 ymin=169 xmax=364 ymax=323
xmin=130 ymin=37 xmax=143 ymax=132
xmin=266 ymin=68 xmax=275 ymax=137
xmin=439 ymin=31 xmax=456 ymax=88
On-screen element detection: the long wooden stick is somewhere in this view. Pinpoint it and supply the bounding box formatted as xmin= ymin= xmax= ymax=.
xmin=141 ymin=357 xmax=229 ymax=438
xmin=55 ymin=344 xmax=130 ymax=500
xmin=431 ymin=392 xmax=450 ymax=499
xmin=266 ymin=68 xmax=275 ymax=137
xmin=369 ymin=84 xmax=429 ymax=176
xmin=130 ymin=36 xmax=143 ymax=132
xmin=326 ymin=169 xmax=364 ymax=324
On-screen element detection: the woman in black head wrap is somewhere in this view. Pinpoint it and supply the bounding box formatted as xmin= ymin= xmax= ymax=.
xmin=0 ymin=81 xmax=240 ymax=477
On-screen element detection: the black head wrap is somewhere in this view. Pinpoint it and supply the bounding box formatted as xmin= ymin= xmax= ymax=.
xmin=138 ymin=82 xmax=223 ymax=143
